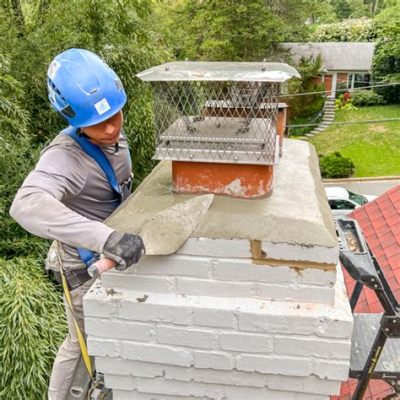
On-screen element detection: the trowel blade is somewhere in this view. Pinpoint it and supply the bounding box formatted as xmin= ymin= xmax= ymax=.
xmin=139 ymin=194 xmax=214 ymax=255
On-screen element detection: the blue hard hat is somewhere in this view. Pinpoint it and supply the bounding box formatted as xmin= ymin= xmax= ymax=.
xmin=47 ymin=48 xmax=127 ymax=127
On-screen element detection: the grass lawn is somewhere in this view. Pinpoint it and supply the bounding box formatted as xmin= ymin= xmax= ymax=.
xmin=308 ymin=105 xmax=400 ymax=177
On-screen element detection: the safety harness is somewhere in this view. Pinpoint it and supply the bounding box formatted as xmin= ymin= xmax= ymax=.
xmin=62 ymin=126 xmax=123 ymax=267
xmin=58 ymin=126 xmax=128 ymax=383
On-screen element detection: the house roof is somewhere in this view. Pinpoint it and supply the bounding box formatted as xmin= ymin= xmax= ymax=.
xmin=281 ymin=42 xmax=375 ymax=72
xmin=332 ymin=185 xmax=400 ymax=400
xmin=332 ymin=379 xmax=394 ymax=400
xmin=349 ymin=185 xmax=400 ymax=313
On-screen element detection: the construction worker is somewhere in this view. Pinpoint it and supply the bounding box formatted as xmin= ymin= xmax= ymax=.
xmin=10 ymin=48 xmax=145 ymax=400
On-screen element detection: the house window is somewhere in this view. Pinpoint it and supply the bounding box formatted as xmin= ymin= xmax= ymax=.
xmin=347 ymin=73 xmax=370 ymax=89
xmin=348 ymin=74 xmax=353 ymax=89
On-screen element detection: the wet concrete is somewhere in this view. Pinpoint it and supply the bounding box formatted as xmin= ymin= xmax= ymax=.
xmin=106 ymin=139 xmax=337 ymax=252
xmin=138 ymin=194 xmax=214 ymax=255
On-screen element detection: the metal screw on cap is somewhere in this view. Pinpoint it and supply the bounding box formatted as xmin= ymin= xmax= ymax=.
xmin=261 ymin=58 xmax=267 ymax=72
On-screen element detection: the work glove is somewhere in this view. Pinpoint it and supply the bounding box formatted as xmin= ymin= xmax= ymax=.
xmin=103 ymin=231 xmax=145 ymax=271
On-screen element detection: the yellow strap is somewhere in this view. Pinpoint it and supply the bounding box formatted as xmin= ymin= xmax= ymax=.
xmin=61 ymin=268 xmax=94 ymax=380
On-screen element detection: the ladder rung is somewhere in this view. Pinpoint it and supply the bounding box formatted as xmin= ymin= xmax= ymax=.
xmin=350 ymin=314 xmax=400 ymax=379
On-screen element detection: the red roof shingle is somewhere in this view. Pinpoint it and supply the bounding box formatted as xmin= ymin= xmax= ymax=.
xmin=333 ymin=185 xmax=400 ymax=399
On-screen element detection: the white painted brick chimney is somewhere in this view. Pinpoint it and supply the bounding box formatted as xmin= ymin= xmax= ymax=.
xmin=84 ymin=139 xmax=353 ymax=399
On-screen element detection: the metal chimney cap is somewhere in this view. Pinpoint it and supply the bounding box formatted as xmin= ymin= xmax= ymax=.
xmin=137 ymin=61 xmax=300 ymax=83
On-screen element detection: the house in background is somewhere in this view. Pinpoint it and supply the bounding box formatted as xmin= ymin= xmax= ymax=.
xmin=281 ymin=42 xmax=375 ymax=96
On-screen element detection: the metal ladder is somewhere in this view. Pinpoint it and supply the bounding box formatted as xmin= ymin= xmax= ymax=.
xmin=337 ymin=217 xmax=400 ymax=399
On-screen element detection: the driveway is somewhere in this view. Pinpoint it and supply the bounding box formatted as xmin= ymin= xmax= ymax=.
xmin=323 ymin=177 xmax=400 ymax=197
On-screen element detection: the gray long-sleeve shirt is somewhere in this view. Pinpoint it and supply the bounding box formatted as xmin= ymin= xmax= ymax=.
xmin=10 ymin=132 xmax=132 ymax=269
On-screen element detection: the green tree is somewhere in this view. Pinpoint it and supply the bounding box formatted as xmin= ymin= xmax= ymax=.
xmin=0 ymin=1 xmax=169 ymax=398
xmin=286 ymin=55 xmax=325 ymax=119
xmin=330 ymin=0 xmax=382 ymax=19
xmin=265 ymin=0 xmax=332 ymax=41
xmin=164 ymin=0 xmax=285 ymax=61
xmin=310 ymin=17 xmax=376 ymax=41
xmin=348 ymin=0 xmax=372 ymax=17
xmin=0 ymin=257 xmax=67 ymax=400
xmin=302 ymin=0 xmax=337 ymax=24
xmin=331 ymin=0 xmax=353 ymax=19
xmin=0 ymin=0 xmax=169 ymax=186
xmin=161 ymin=0 xmax=343 ymax=58
xmin=372 ymin=3 xmax=400 ymax=103
xmin=0 ymin=52 xmax=46 ymax=257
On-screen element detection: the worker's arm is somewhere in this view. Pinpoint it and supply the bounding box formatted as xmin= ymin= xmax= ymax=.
xmin=10 ymin=145 xmax=114 ymax=254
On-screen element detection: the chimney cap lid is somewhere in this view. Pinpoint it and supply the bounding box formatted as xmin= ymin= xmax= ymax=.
xmin=137 ymin=61 xmax=300 ymax=83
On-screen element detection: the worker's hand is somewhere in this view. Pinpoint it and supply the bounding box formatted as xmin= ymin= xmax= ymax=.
xmin=102 ymin=231 xmax=145 ymax=271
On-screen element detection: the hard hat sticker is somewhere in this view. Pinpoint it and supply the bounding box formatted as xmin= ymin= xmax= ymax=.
xmin=48 ymin=60 xmax=60 ymax=79
xmin=94 ymin=98 xmax=111 ymax=115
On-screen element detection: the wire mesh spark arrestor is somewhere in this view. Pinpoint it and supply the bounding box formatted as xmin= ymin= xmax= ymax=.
xmin=137 ymin=61 xmax=299 ymax=198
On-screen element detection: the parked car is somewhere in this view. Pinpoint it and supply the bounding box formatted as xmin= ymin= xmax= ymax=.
xmin=325 ymin=186 xmax=377 ymax=216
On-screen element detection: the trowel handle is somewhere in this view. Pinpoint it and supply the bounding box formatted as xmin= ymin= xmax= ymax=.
xmin=87 ymin=258 xmax=116 ymax=277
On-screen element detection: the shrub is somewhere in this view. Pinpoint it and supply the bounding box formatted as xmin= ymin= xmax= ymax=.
xmin=288 ymin=113 xmax=323 ymax=137
xmin=351 ymin=90 xmax=386 ymax=106
xmin=373 ymin=39 xmax=400 ymax=104
xmin=335 ymin=95 xmax=358 ymax=111
xmin=319 ymin=152 xmax=355 ymax=178
xmin=310 ymin=18 xmax=376 ymax=42
xmin=372 ymin=5 xmax=400 ymax=104
xmin=335 ymin=82 xmax=349 ymax=99
xmin=0 ymin=257 xmax=67 ymax=400
xmin=286 ymin=55 xmax=325 ymax=120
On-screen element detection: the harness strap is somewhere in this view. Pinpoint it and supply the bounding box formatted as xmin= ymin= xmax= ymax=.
xmin=61 ymin=126 xmax=123 ymax=267
xmin=62 ymin=126 xmax=122 ymax=200
xmin=61 ymin=268 xmax=94 ymax=380
xmin=76 ymin=248 xmax=98 ymax=267
xmin=55 ymin=243 xmax=94 ymax=381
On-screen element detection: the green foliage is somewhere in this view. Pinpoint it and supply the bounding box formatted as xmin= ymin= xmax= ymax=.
xmin=0 ymin=257 xmax=67 ymax=400
xmin=335 ymin=98 xmax=358 ymax=110
xmin=347 ymin=0 xmax=373 ymax=18
xmin=330 ymin=0 xmax=371 ymax=19
xmin=299 ymin=0 xmax=337 ymax=25
xmin=0 ymin=55 xmax=28 ymax=134
xmin=335 ymin=82 xmax=350 ymax=99
xmin=0 ymin=1 xmax=169 ymax=397
xmin=351 ymin=89 xmax=386 ymax=106
xmin=0 ymin=52 xmax=47 ymax=258
xmin=319 ymin=152 xmax=355 ymax=178
xmin=262 ymin=0 xmax=335 ymax=41
xmin=285 ymin=55 xmax=325 ymax=136
xmin=162 ymin=0 xmax=285 ymax=61
xmin=374 ymin=2 xmax=400 ymax=37
xmin=0 ymin=0 xmax=169 ymax=175
xmin=0 ymin=0 xmax=169 ymax=258
xmin=331 ymin=0 xmax=353 ymax=19
xmin=286 ymin=55 xmax=325 ymax=119
xmin=372 ymin=4 xmax=400 ymax=103
xmin=289 ymin=113 xmax=323 ymax=136
xmin=161 ymin=0 xmax=350 ymax=59
xmin=335 ymin=94 xmax=358 ymax=110
xmin=310 ymin=17 xmax=376 ymax=41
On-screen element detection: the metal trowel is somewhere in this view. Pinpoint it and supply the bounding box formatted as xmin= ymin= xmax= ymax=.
xmin=88 ymin=194 xmax=214 ymax=276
